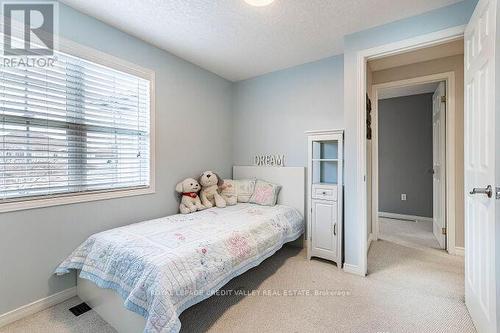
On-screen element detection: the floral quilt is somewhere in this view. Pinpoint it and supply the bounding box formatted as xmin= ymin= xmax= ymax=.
xmin=55 ymin=203 xmax=304 ymax=333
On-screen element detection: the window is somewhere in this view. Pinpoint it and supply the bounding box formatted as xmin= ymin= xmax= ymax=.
xmin=0 ymin=44 xmax=153 ymax=210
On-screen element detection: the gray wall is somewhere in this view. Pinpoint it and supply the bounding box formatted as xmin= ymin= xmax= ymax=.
xmin=0 ymin=3 xmax=233 ymax=315
xmin=378 ymin=93 xmax=433 ymax=217
xmin=372 ymin=55 xmax=465 ymax=247
xmin=232 ymin=55 xmax=344 ymax=167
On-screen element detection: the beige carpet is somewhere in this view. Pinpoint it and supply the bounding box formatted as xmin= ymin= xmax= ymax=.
xmin=379 ymin=217 xmax=442 ymax=250
xmin=0 ymin=240 xmax=475 ymax=333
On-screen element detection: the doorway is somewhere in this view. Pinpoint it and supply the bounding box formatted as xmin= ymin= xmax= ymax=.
xmin=353 ymin=2 xmax=498 ymax=329
xmin=364 ymin=37 xmax=464 ymax=256
xmin=370 ymin=77 xmax=452 ymax=252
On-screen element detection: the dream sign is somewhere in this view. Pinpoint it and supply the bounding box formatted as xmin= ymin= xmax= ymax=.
xmin=253 ymin=154 xmax=285 ymax=167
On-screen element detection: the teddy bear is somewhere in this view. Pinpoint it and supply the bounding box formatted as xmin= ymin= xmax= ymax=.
xmin=199 ymin=171 xmax=227 ymax=208
xmin=175 ymin=178 xmax=206 ymax=214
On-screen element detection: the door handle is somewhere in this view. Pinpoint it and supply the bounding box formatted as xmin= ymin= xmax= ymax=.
xmin=470 ymin=185 xmax=493 ymax=198
xmin=333 ymin=223 xmax=337 ymax=236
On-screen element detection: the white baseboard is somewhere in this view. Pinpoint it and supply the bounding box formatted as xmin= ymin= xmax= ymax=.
xmin=378 ymin=212 xmax=433 ymax=223
xmin=343 ymin=263 xmax=365 ymax=276
xmin=454 ymin=246 xmax=465 ymax=256
xmin=0 ymin=287 xmax=77 ymax=328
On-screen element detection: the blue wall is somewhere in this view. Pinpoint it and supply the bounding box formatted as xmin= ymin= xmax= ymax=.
xmin=0 ymin=2 xmax=233 ymax=315
xmin=232 ymin=55 xmax=344 ymax=167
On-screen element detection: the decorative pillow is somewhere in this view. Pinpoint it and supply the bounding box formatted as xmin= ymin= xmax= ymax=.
xmin=235 ymin=179 xmax=256 ymax=203
xmin=249 ymin=180 xmax=281 ymax=206
xmin=220 ymin=179 xmax=238 ymax=205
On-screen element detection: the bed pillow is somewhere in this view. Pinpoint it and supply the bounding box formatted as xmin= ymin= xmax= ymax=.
xmin=220 ymin=179 xmax=238 ymax=205
xmin=235 ymin=179 xmax=256 ymax=203
xmin=249 ymin=180 xmax=281 ymax=206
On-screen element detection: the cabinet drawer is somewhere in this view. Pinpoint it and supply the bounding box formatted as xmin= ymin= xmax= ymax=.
xmin=312 ymin=185 xmax=337 ymax=201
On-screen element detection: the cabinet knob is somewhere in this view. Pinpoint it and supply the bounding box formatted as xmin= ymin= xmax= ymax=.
xmin=322 ymin=191 xmax=327 ymax=195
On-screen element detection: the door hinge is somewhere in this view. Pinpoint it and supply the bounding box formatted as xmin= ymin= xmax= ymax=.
xmin=442 ymin=227 xmax=447 ymax=235
xmin=440 ymin=96 xmax=446 ymax=103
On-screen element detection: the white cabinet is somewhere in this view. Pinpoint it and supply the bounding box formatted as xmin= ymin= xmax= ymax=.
xmin=311 ymin=198 xmax=338 ymax=260
xmin=306 ymin=129 xmax=343 ymax=266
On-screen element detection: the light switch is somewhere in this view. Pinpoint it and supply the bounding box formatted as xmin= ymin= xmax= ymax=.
xmin=401 ymin=194 xmax=407 ymax=201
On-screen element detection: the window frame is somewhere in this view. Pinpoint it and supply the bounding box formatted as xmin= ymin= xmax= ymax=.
xmin=0 ymin=36 xmax=156 ymax=213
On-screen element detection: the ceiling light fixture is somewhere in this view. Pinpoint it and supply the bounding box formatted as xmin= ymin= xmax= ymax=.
xmin=244 ymin=0 xmax=275 ymax=7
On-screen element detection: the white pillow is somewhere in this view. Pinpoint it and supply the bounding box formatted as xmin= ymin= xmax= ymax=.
xmin=220 ymin=179 xmax=237 ymax=205
xmin=234 ymin=179 xmax=256 ymax=203
xmin=249 ymin=180 xmax=281 ymax=206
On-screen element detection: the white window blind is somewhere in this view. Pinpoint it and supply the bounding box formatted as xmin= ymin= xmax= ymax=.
xmin=0 ymin=50 xmax=151 ymax=202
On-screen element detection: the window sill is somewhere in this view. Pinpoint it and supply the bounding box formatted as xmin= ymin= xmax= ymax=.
xmin=0 ymin=186 xmax=155 ymax=213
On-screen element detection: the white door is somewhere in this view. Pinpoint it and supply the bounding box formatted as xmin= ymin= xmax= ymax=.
xmin=432 ymin=82 xmax=446 ymax=249
xmin=311 ymin=200 xmax=337 ymax=260
xmin=464 ymin=0 xmax=497 ymax=331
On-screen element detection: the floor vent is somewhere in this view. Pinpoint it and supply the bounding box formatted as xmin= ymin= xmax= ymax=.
xmin=69 ymin=302 xmax=92 ymax=316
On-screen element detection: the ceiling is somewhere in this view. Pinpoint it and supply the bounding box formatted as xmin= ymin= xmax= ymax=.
xmin=378 ymin=82 xmax=440 ymax=100
xmin=369 ymin=39 xmax=464 ymax=71
xmin=60 ymin=0 xmax=462 ymax=81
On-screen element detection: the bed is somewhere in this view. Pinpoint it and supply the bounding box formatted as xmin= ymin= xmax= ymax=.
xmin=56 ymin=166 xmax=305 ymax=333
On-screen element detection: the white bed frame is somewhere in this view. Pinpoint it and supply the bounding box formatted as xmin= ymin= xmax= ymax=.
xmin=77 ymin=166 xmax=305 ymax=333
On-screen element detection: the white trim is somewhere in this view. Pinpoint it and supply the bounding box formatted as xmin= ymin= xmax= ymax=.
xmin=378 ymin=212 xmax=433 ymax=223
xmin=304 ymin=129 xmax=344 ymax=136
xmin=367 ymin=233 xmax=374 ymax=251
xmin=0 ymin=187 xmax=155 ymax=213
xmin=0 ymin=287 xmax=77 ymax=328
xmin=355 ymin=26 xmax=466 ymax=275
xmin=0 ymin=32 xmax=156 ymax=213
xmin=57 ymin=35 xmax=155 ymax=81
xmin=362 ymin=25 xmax=466 ymax=62
xmin=371 ymin=71 xmax=457 ymax=254
xmin=454 ymin=246 xmax=465 ymax=256
xmin=343 ymin=263 xmax=365 ymax=276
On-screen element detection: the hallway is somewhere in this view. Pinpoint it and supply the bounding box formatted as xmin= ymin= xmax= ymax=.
xmin=378 ymin=217 xmax=442 ymax=250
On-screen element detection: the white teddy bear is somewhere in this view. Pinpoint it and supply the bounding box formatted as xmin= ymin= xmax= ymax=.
xmin=175 ymin=178 xmax=205 ymax=214
xmin=199 ymin=171 xmax=227 ymax=208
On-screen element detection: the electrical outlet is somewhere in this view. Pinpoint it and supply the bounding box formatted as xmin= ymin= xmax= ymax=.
xmin=401 ymin=194 xmax=407 ymax=201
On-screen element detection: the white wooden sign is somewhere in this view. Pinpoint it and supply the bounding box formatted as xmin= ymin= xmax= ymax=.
xmin=254 ymin=154 xmax=285 ymax=167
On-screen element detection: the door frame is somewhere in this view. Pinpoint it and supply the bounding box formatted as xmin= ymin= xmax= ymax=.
xmin=353 ymin=25 xmax=466 ymax=275
xmin=370 ymin=72 xmax=457 ymax=254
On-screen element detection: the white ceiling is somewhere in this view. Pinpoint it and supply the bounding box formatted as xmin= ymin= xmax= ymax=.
xmin=378 ymin=82 xmax=440 ymax=100
xmin=60 ymin=0 xmax=462 ymax=81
